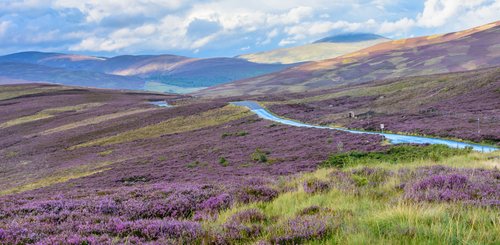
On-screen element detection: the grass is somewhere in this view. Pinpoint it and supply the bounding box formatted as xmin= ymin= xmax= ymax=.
xmin=0 ymin=85 xmax=67 ymax=101
xmin=320 ymin=144 xmax=473 ymax=168
xmin=0 ymin=160 xmax=114 ymax=196
xmin=0 ymin=103 xmax=102 ymax=129
xmin=71 ymin=105 xmax=251 ymax=149
xmin=205 ymin=149 xmax=500 ymax=244
xmin=40 ymin=108 xmax=157 ymax=135
xmin=266 ymin=68 xmax=497 ymax=115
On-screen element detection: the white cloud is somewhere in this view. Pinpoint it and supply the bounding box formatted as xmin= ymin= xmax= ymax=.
xmin=283 ymin=19 xmax=377 ymax=44
xmin=0 ymin=21 xmax=11 ymax=37
xmin=1 ymin=0 xmax=499 ymax=55
xmin=278 ymin=38 xmax=296 ymax=46
xmin=53 ymin=0 xmax=187 ymax=23
xmin=378 ymin=18 xmax=415 ymax=34
xmin=376 ymin=0 xmax=499 ymax=36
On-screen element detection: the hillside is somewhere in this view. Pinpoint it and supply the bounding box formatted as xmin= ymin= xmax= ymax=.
xmin=262 ymin=67 xmax=500 ymax=144
xmin=199 ymin=21 xmax=500 ymax=97
xmin=0 ymin=83 xmax=498 ymax=244
xmin=0 ymin=52 xmax=292 ymax=93
xmin=0 ymin=62 xmax=144 ymax=90
xmin=238 ymin=33 xmax=389 ymax=64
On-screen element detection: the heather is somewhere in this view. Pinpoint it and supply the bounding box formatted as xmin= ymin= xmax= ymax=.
xmin=207 ymin=152 xmax=499 ymax=244
xmin=265 ymin=67 xmax=500 ymax=144
xmin=0 ymin=149 xmax=499 ymax=243
xmin=0 ymin=84 xmax=499 ymax=244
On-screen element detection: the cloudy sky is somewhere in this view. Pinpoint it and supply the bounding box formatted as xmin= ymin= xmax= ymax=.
xmin=0 ymin=0 xmax=499 ymax=57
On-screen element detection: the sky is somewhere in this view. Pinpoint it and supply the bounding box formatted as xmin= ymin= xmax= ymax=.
xmin=0 ymin=0 xmax=499 ymax=58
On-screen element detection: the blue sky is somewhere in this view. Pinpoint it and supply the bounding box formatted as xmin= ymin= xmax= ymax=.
xmin=0 ymin=0 xmax=499 ymax=58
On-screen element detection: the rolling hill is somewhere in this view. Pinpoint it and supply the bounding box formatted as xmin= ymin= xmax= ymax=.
xmin=0 ymin=52 xmax=293 ymax=93
xmin=237 ymin=33 xmax=389 ymax=64
xmin=0 ymin=62 xmax=145 ymax=90
xmin=263 ymin=67 xmax=500 ymax=144
xmin=199 ymin=21 xmax=500 ymax=97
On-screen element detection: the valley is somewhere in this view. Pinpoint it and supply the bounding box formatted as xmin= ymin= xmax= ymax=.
xmin=0 ymin=15 xmax=499 ymax=245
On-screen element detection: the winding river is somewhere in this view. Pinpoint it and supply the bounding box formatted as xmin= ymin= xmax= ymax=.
xmin=232 ymin=101 xmax=498 ymax=153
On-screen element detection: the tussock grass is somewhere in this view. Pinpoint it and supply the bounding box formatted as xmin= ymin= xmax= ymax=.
xmin=0 ymin=160 xmax=114 ymax=196
xmin=71 ymin=105 xmax=251 ymax=149
xmin=0 ymin=103 xmax=102 ymax=128
xmin=0 ymin=85 xmax=67 ymax=101
xmin=40 ymin=108 xmax=157 ymax=135
xmin=208 ymin=150 xmax=500 ymax=244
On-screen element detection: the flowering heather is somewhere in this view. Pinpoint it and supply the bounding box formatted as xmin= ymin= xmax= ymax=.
xmin=268 ymin=215 xmax=333 ymax=244
xmin=228 ymin=208 xmax=267 ymax=224
xmin=351 ymin=167 xmax=393 ymax=187
xmin=199 ymin=193 xmax=233 ymax=214
xmin=404 ymin=167 xmax=500 ymax=207
xmin=298 ymin=205 xmax=322 ymax=216
xmin=223 ymin=221 xmax=263 ymax=241
xmin=303 ymin=178 xmax=331 ymax=194
xmin=265 ymin=67 xmax=500 ymax=144
xmin=234 ymin=184 xmax=279 ymax=203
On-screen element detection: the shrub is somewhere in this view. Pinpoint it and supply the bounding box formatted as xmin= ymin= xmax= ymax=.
xmin=219 ymin=157 xmax=229 ymax=167
xmin=229 ymin=208 xmax=266 ymax=223
xmin=268 ymin=215 xmax=332 ymax=244
xmin=303 ymin=178 xmax=330 ymax=194
xmin=298 ymin=206 xmax=321 ymax=216
xmin=223 ymin=221 xmax=262 ymax=241
xmin=404 ymin=168 xmax=500 ymax=207
xmin=199 ymin=193 xmax=232 ymax=213
xmin=251 ymin=148 xmax=269 ymax=163
xmin=236 ymin=185 xmax=278 ymax=203
xmin=186 ymin=161 xmax=200 ymax=168
xmin=236 ymin=131 xmax=249 ymax=137
xmin=321 ymin=145 xmax=472 ymax=168
xmin=351 ymin=167 xmax=393 ymax=187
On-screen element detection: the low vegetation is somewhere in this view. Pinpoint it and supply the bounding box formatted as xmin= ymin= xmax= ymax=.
xmin=40 ymin=108 xmax=156 ymax=135
xmin=0 ymin=103 xmax=102 ymax=128
xmin=71 ymin=105 xmax=251 ymax=149
xmin=321 ymin=144 xmax=472 ymax=168
xmin=1 ymin=145 xmax=497 ymax=244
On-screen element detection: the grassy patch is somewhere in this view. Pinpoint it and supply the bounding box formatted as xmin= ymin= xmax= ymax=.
xmin=40 ymin=108 xmax=156 ymax=135
xmin=97 ymin=149 xmax=113 ymax=157
xmin=221 ymin=130 xmax=249 ymax=138
xmin=321 ymin=144 xmax=472 ymax=168
xmin=0 ymin=103 xmax=102 ymax=129
xmin=219 ymin=157 xmax=229 ymax=167
xmin=71 ymin=105 xmax=250 ymax=149
xmin=251 ymin=148 xmax=270 ymax=163
xmin=207 ymin=150 xmax=500 ymax=244
xmin=0 ymin=161 xmax=114 ymax=196
xmin=0 ymin=86 xmax=67 ymax=101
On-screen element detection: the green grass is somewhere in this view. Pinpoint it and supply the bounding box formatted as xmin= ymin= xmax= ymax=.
xmin=204 ymin=149 xmax=500 ymax=244
xmin=0 ymin=103 xmax=102 ymax=129
xmin=40 ymin=108 xmax=157 ymax=135
xmin=321 ymin=144 xmax=473 ymax=168
xmin=71 ymin=105 xmax=251 ymax=149
xmin=0 ymin=85 xmax=68 ymax=101
xmin=0 ymin=160 xmax=114 ymax=196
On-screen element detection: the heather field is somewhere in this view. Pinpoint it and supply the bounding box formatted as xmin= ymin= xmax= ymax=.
xmin=0 ymin=84 xmax=499 ymax=244
xmin=1 ymin=3 xmax=500 ymax=244
xmin=264 ymin=67 xmax=500 ymax=145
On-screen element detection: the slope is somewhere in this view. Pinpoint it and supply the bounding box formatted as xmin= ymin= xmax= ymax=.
xmin=199 ymin=21 xmax=500 ymax=97
xmin=0 ymin=62 xmax=144 ymax=90
xmin=238 ymin=33 xmax=389 ymax=64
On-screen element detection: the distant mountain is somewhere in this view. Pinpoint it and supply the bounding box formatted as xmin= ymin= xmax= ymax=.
xmin=0 ymin=62 xmax=144 ymax=90
xmin=313 ymin=33 xmax=387 ymax=43
xmin=0 ymin=52 xmax=293 ymax=93
xmin=237 ymin=33 xmax=389 ymax=64
xmin=198 ymin=21 xmax=500 ymax=97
